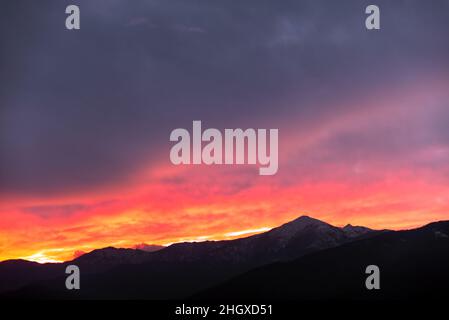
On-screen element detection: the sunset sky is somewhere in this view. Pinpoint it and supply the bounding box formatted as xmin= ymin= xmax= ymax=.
xmin=1 ymin=0 xmax=449 ymax=263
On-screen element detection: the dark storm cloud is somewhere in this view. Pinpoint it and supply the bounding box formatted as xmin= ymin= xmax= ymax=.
xmin=1 ymin=0 xmax=448 ymax=195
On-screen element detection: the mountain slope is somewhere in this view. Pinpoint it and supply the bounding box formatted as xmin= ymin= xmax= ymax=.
xmin=0 ymin=260 xmax=63 ymax=293
xmin=194 ymin=220 xmax=449 ymax=300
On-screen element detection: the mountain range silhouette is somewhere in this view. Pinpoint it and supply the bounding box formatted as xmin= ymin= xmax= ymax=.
xmin=1 ymin=215 xmax=447 ymax=300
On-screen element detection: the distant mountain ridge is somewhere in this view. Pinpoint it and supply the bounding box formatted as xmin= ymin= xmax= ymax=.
xmin=140 ymin=215 xmax=378 ymax=266
xmin=133 ymin=243 xmax=165 ymax=252
xmin=0 ymin=215 xmax=383 ymax=298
